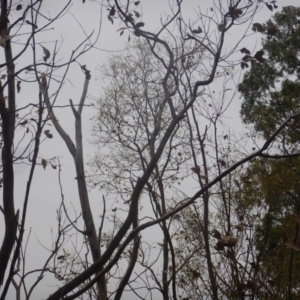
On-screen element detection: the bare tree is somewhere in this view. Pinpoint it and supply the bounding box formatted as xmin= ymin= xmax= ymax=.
xmin=45 ymin=1 xmax=300 ymax=299
xmin=0 ymin=0 xmax=105 ymax=299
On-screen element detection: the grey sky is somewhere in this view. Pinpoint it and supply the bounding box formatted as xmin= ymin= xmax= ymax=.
xmin=1 ymin=0 xmax=299 ymax=299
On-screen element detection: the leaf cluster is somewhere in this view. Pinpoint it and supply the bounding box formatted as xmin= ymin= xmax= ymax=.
xmin=239 ymin=6 xmax=300 ymax=144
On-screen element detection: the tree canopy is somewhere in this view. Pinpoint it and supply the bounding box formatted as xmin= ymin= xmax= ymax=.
xmin=237 ymin=5 xmax=300 ymax=299
xmin=239 ymin=6 xmax=300 ymax=145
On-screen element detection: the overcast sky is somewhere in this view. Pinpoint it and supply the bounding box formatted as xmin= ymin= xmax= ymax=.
xmin=1 ymin=0 xmax=299 ymax=299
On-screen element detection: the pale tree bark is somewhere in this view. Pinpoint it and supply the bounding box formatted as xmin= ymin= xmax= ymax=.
xmin=40 ymin=70 xmax=107 ymax=300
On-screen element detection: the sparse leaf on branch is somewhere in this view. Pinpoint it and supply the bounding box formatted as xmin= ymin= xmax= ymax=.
xmin=240 ymin=47 xmax=250 ymax=55
xmin=191 ymin=270 xmax=200 ymax=279
xmin=229 ymin=7 xmax=243 ymax=18
xmin=108 ymin=15 xmax=113 ymax=24
xmin=41 ymin=46 xmax=50 ymax=62
xmin=192 ymin=26 xmax=202 ymax=34
xmin=254 ymin=50 xmax=265 ymax=62
xmin=117 ymin=27 xmax=127 ymax=33
xmin=41 ymin=159 xmax=47 ymax=170
xmin=212 ymin=229 xmax=222 ymax=240
xmin=44 ymin=130 xmax=53 ymax=139
xmin=191 ymin=165 xmax=200 ymax=174
xmin=242 ymin=55 xmax=253 ymax=62
xmin=218 ymin=22 xmax=227 ymax=32
xmin=17 ymin=81 xmax=21 ymax=93
xmin=109 ymin=5 xmax=115 ymax=16
xmin=241 ymin=61 xmax=250 ymax=68
xmin=136 ymin=22 xmax=145 ymax=28
xmin=252 ymin=23 xmax=264 ymax=33
xmin=266 ymin=3 xmax=273 ymax=11
xmin=247 ymin=279 xmax=258 ymax=291
xmin=218 ymin=159 xmax=226 ymax=167
xmin=216 ymin=240 xmax=225 ymax=251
